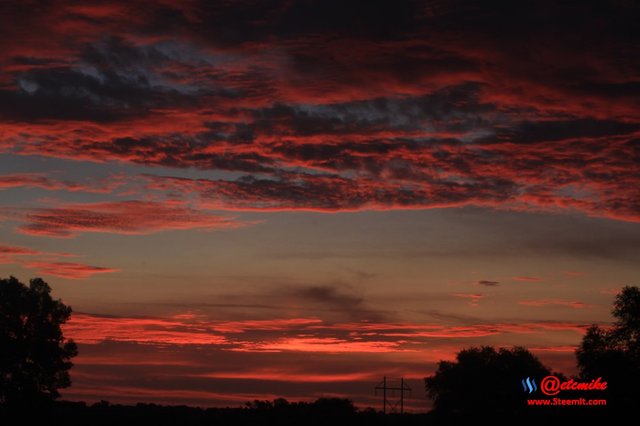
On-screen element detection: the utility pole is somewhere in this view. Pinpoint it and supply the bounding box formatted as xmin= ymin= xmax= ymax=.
xmin=400 ymin=377 xmax=404 ymax=414
xmin=375 ymin=376 xmax=412 ymax=414
xmin=383 ymin=376 xmax=387 ymax=414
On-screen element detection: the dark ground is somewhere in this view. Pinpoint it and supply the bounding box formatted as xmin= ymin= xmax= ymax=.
xmin=0 ymin=397 xmax=615 ymax=426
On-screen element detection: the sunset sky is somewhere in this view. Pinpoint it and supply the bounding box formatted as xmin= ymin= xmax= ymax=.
xmin=1 ymin=0 xmax=639 ymax=411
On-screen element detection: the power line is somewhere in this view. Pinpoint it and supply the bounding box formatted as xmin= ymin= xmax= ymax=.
xmin=374 ymin=376 xmax=412 ymax=414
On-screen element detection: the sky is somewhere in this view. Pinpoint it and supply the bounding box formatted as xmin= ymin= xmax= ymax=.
xmin=0 ymin=0 xmax=639 ymax=412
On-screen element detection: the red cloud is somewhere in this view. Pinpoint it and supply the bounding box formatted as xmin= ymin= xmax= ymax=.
xmin=135 ymin=140 xmax=640 ymax=221
xmin=65 ymin=314 xmax=228 ymax=345
xmin=8 ymin=200 xmax=248 ymax=238
xmin=194 ymin=370 xmax=377 ymax=383
xmin=21 ymin=261 xmax=118 ymax=279
xmin=511 ymin=276 xmax=543 ymax=282
xmin=0 ymin=243 xmax=39 ymax=258
xmin=315 ymin=321 xmax=589 ymax=338
xmin=143 ymin=172 xmax=514 ymax=213
xmin=0 ymin=242 xmax=41 ymax=266
xmin=518 ymin=299 xmax=586 ymax=309
xmin=65 ymin=314 xmax=324 ymax=346
xmin=0 ymin=1 xmax=637 ymax=223
xmin=1 ymin=242 xmax=116 ymax=279
xmin=0 ymin=173 xmax=122 ymax=193
xmin=235 ymin=337 xmax=404 ymax=354
xmin=65 ymin=312 xmax=590 ymax=350
xmin=210 ymin=318 xmax=323 ymax=334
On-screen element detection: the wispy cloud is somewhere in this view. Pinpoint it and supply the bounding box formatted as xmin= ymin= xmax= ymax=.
xmin=0 ymin=242 xmax=115 ymax=279
xmin=65 ymin=312 xmax=590 ymax=350
xmin=3 ymin=200 xmax=249 ymax=238
xmin=476 ymin=280 xmax=500 ymax=287
xmin=0 ymin=243 xmax=40 ymax=261
xmin=234 ymin=337 xmax=405 ymax=354
xmin=452 ymin=293 xmax=484 ymax=306
xmin=0 ymin=173 xmax=123 ymax=193
xmin=21 ymin=261 xmax=118 ymax=279
xmin=511 ymin=276 xmax=544 ymax=282
xmin=518 ymin=299 xmax=586 ymax=309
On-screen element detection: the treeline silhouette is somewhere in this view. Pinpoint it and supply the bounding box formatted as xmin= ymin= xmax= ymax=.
xmin=2 ymin=276 xmax=639 ymax=423
xmin=32 ymin=398 xmax=429 ymax=426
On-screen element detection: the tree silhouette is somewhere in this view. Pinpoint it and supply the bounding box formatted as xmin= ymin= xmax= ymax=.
xmin=576 ymin=285 xmax=640 ymax=409
xmin=0 ymin=276 xmax=77 ymax=408
xmin=425 ymin=346 xmax=551 ymax=417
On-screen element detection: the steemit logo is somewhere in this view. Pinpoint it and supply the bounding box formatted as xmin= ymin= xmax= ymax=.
xmin=522 ymin=377 xmax=537 ymax=394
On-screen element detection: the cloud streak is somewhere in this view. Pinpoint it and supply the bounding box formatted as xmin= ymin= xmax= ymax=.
xmin=518 ymin=299 xmax=586 ymax=309
xmin=65 ymin=312 xmax=590 ymax=351
xmin=4 ymin=200 xmax=248 ymax=238
xmin=21 ymin=261 xmax=118 ymax=279
xmin=0 ymin=173 xmax=122 ymax=193
xmin=512 ymin=276 xmax=543 ymax=282
xmin=476 ymin=280 xmax=499 ymax=287
xmin=0 ymin=243 xmax=39 ymax=261
xmin=0 ymin=242 xmax=115 ymax=279
xmin=452 ymin=293 xmax=484 ymax=307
